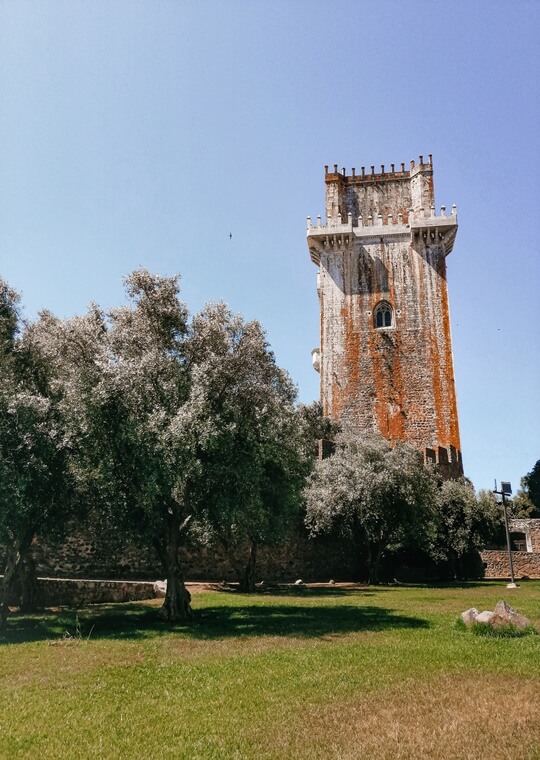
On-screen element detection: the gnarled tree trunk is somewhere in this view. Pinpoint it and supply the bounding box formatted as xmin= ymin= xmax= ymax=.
xmin=159 ymin=502 xmax=192 ymax=622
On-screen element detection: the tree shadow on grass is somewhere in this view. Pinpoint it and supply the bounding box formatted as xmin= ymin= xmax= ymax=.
xmin=191 ymin=603 xmax=428 ymax=640
xmin=0 ymin=598 xmax=428 ymax=645
xmin=218 ymin=584 xmax=379 ymax=598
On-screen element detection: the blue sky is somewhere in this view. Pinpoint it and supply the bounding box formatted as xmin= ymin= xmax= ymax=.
xmin=1 ymin=0 xmax=538 ymax=493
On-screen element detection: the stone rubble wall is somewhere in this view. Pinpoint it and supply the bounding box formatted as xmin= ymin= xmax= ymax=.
xmin=30 ymin=578 xmax=155 ymax=606
xmin=1 ymin=521 xmax=360 ymax=594
xmin=8 ymin=520 xmax=540 ymax=606
xmin=0 ymin=574 xmax=156 ymax=606
xmin=480 ymin=550 xmax=540 ymax=579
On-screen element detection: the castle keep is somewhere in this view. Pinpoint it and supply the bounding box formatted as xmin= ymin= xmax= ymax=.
xmin=308 ymin=155 xmax=463 ymax=477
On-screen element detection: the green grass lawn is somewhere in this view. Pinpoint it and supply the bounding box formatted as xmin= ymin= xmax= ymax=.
xmin=1 ymin=582 xmax=539 ymax=759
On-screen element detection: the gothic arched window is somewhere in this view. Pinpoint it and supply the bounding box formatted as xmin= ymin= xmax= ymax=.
xmin=374 ymin=301 xmax=393 ymax=328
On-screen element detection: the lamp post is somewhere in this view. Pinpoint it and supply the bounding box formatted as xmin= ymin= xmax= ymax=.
xmin=493 ymin=480 xmax=517 ymax=589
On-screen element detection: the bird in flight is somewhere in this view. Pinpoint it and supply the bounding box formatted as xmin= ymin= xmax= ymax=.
xmin=229 ymin=232 xmax=232 ymax=239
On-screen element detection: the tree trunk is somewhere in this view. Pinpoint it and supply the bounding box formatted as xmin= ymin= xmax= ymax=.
xmin=239 ymin=542 xmax=258 ymax=593
xmin=1 ymin=542 xmax=21 ymax=628
xmin=20 ymin=548 xmax=38 ymax=612
xmin=456 ymin=552 xmax=464 ymax=581
xmin=367 ymin=542 xmax=383 ymax=585
xmin=219 ymin=537 xmax=244 ymax=582
xmin=1 ymin=532 xmax=38 ymax=625
xmin=160 ymin=503 xmax=192 ymax=623
xmin=444 ymin=551 xmax=458 ymax=581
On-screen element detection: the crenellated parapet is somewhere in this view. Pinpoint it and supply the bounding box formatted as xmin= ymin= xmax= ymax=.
xmin=322 ymin=154 xmax=442 ymax=228
xmin=306 ymin=202 xmax=458 ymax=264
xmin=324 ymin=154 xmax=432 ymax=183
xmin=409 ymin=204 xmax=458 ymax=255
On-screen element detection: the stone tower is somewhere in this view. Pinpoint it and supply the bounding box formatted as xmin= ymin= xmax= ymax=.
xmin=307 ymin=155 xmax=463 ymax=477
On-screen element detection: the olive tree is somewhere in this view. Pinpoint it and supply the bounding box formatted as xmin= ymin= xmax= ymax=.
xmin=41 ymin=270 xmax=203 ymax=622
xmin=0 ymin=282 xmax=74 ymax=624
xmin=184 ymin=304 xmax=315 ymax=591
xmin=433 ymin=478 xmax=501 ymax=579
xmin=304 ymin=431 xmax=438 ymax=583
xmin=46 ymin=270 xmax=304 ymax=619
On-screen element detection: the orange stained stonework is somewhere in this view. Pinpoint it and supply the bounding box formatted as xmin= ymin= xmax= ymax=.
xmin=308 ymin=156 xmax=463 ymax=477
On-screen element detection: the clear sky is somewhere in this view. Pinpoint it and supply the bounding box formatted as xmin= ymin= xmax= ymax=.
xmin=0 ymin=0 xmax=538 ymax=494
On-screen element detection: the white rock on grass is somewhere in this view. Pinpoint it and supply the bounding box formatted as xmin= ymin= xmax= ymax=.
xmin=475 ymin=610 xmax=494 ymax=624
xmin=461 ymin=608 xmax=479 ymax=626
xmin=461 ymin=600 xmax=533 ymax=631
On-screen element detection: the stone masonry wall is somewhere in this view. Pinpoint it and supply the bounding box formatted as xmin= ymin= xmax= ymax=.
xmin=481 ymin=520 xmax=540 ymax=579
xmin=480 ymin=550 xmax=540 ymax=579
xmin=1 ymin=521 xmax=360 ymax=586
xmin=24 ymin=578 xmax=155 ymax=606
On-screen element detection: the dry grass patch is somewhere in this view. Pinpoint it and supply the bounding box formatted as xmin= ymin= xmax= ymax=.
xmin=289 ymin=672 xmax=540 ymax=760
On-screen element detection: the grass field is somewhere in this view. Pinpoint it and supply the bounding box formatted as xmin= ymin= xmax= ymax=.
xmin=1 ymin=582 xmax=539 ymax=759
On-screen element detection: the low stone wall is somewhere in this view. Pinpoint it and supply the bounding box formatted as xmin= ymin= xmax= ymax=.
xmin=481 ymin=550 xmax=540 ymax=579
xmin=1 ymin=576 xmax=156 ymax=606
xmin=38 ymin=577 xmax=157 ymax=605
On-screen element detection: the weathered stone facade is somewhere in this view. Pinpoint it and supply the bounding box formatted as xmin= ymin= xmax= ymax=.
xmin=308 ymin=156 xmax=462 ymax=476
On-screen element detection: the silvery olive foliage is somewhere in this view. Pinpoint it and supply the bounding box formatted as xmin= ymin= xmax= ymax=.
xmin=304 ymin=430 xmax=439 ymax=583
xmin=432 ymin=482 xmax=512 ymax=578
xmin=0 ymin=281 xmax=75 ymax=622
xmin=435 ymin=478 xmax=502 ymax=564
xmin=176 ymin=302 xmax=308 ymax=591
xmin=193 ymin=304 xmax=301 ymax=590
xmin=33 ymin=269 xmax=306 ymax=618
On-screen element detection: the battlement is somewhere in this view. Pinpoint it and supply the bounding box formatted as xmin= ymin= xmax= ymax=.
xmin=307 ymin=202 xmax=458 ymax=263
xmin=307 ymin=203 xmax=456 ymax=230
xmin=324 ymin=155 xmax=433 ymax=185
xmin=322 ymin=154 xmax=437 ymax=227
